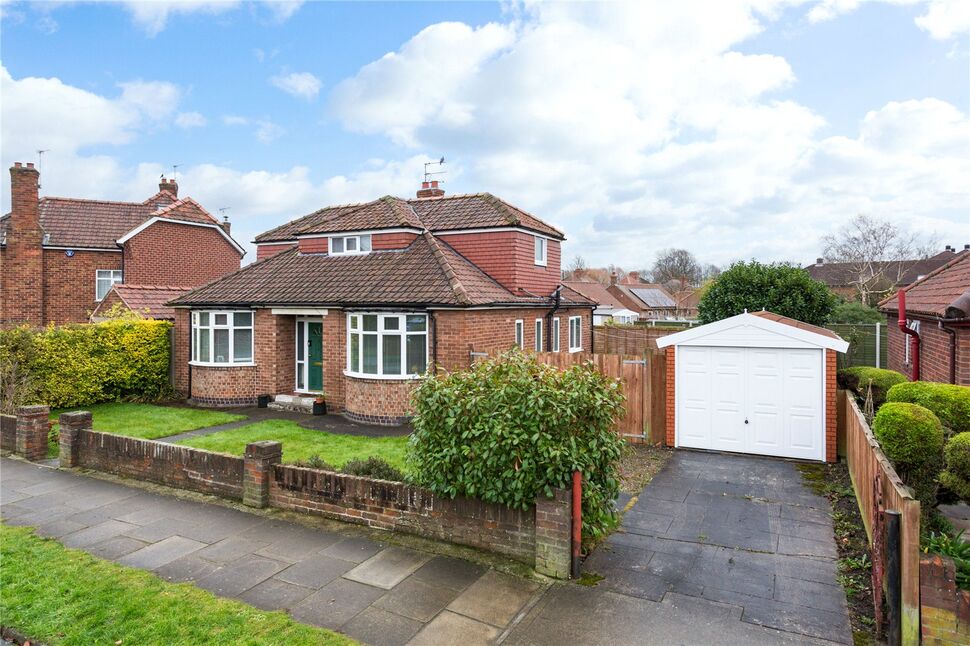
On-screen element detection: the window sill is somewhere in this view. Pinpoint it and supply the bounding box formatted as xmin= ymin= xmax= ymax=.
xmin=189 ymin=361 xmax=256 ymax=368
xmin=569 ymin=348 xmax=583 ymax=354
xmin=343 ymin=370 xmax=424 ymax=381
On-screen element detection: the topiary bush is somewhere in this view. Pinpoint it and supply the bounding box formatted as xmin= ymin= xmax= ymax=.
xmin=940 ymin=432 xmax=970 ymax=503
xmin=887 ymin=382 xmax=970 ymax=434
xmin=838 ymin=367 xmax=908 ymax=408
xmin=341 ymin=457 xmax=405 ymax=482
xmin=408 ymin=349 xmax=626 ymax=544
xmin=873 ymin=402 xmax=945 ymax=510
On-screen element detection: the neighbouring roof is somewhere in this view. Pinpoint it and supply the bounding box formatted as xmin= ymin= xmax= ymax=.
xmin=673 ymin=289 xmax=700 ymax=310
xmin=1 ymin=194 xmax=225 ymax=249
xmin=562 ymin=280 xmax=626 ymax=310
xmin=171 ymin=233 xmax=593 ymax=309
xmin=254 ymin=193 xmax=564 ymax=243
xmin=879 ymin=252 xmax=970 ymax=318
xmin=656 ymin=311 xmax=848 ymax=353
xmin=805 ymin=249 xmax=963 ymax=289
xmin=95 ymin=284 xmax=191 ymax=320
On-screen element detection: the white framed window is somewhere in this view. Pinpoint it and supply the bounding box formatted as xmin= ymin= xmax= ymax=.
xmin=534 ymin=236 xmax=547 ymax=266
xmin=346 ymin=313 xmax=427 ymax=378
xmin=552 ymin=317 xmax=561 ymax=352
xmin=515 ymin=319 xmax=524 ymax=349
xmin=568 ymin=316 xmax=582 ymax=352
xmin=191 ymin=310 xmax=254 ymax=365
xmin=95 ymin=269 xmax=123 ymax=301
xmin=330 ymin=234 xmax=372 ymax=256
xmin=534 ymin=319 xmax=543 ymax=352
xmin=904 ymin=320 xmax=920 ymax=364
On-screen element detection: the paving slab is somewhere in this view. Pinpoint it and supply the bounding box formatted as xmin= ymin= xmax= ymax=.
xmin=343 ymin=546 xmax=431 ymax=590
xmin=252 ymin=526 xmax=341 ymax=562
xmin=408 ymin=610 xmax=500 ymax=646
xmin=239 ymin=577 xmax=316 ymax=611
xmin=154 ymin=554 xmax=222 ymax=583
xmin=342 ymin=606 xmax=424 ymax=646
xmin=321 ymin=536 xmax=385 ymax=563
xmin=290 ymin=577 xmax=385 ymax=630
xmin=195 ymin=554 xmax=288 ymax=597
xmin=194 ymin=536 xmax=269 ymax=563
xmin=61 ymin=519 xmax=139 ymax=548
xmin=87 ymin=536 xmax=149 ymax=560
xmin=410 ymin=555 xmax=487 ymax=592
xmin=275 ymin=551 xmax=355 ymax=589
xmin=117 ymin=535 xmax=207 ymax=570
xmin=446 ymin=570 xmax=541 ymax=627
xmin=373 ymin=575 xmax=462 ymax=622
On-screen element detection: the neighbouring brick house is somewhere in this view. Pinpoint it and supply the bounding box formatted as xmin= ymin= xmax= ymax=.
xmin=879 ymin=251 xmax=970 ymax=385
xmin=0 ymin=162 xmax=244 ymax=326
xmin=169 ymin=181 xmax=595 ymax=423
xmin=606 ymin=273 xmax=678 ymax=320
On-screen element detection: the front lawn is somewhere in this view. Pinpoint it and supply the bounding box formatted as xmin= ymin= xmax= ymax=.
xmin=51 ymin=402 xmax=246 ymax=440
xmin=176 ymin=420 xmax=410 ymax=472
xmin=0 ymin=524 xmax=353 ymax=646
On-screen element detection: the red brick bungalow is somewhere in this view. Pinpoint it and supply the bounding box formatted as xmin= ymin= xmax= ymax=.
xmin=879 ymin=250 xmax=970 ymax=385
xmin=169 ymin=183 xmax=594 ymax=423
xmin=0 ymin=162 xmax=244 ymax=326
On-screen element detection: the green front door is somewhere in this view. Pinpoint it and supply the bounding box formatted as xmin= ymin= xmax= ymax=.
xmin=307 ymin=322 xmax=323 ymax=392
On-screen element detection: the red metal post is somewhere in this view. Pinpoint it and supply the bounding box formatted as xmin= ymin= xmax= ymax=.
xmin=571 ymin=470 xmax=582 ymax=579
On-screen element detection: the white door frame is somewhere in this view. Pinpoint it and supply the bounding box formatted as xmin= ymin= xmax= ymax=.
xmin=294 ymin=317 xmax=323 ymax=394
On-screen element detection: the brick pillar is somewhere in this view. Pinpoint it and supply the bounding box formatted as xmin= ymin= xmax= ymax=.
xmin=16 ymin=405 xmax=49 ymax=461
xmin=58 ymin=410 xmax=92 ymax=468
xmin=534 ymin=487 xmax=572 ymax=579
xmin=243 ymin=440 xmax=282 ymax=508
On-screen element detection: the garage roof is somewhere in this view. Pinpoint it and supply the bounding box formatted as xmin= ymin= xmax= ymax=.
xmin=655 ymin=311 xmax=849 ymax=352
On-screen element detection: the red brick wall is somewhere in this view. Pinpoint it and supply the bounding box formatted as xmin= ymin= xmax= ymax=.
xmin=441 ymin=231 xmax=561 ymax=295
xmin=344 ymin=377 xmax=415 ymax=424
xmin=256 ymin=243 xmax=297 ymax=260
xmin=373 ymin=232 xmax=418 ymax=250
xmin=826 ymin=349 xmax=837 ymax=463
xmin=665 ymin=346 xmax=675 ymax=447
xmin=41 ymin=248 xmax=122 ymax=325
xmin=297 ymin=237 xmax=328 ymax=254
xmin=123 ymin=220 xmax=241 ymax=287
xmin=1 ymin=164 xmax=44 ymax=326
xmin=921 ymin=553 xmax=970 ymax=644
xmin=886 ymin=314 xmax=970 ymax=385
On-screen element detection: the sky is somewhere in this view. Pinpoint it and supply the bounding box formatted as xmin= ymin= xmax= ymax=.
xmin=1 ymin=0 xmax=968 ymax=270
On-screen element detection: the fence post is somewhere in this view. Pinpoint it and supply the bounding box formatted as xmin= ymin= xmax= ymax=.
xmin=15 ymin=405 xmax=49 ymax=462
xmin=886 ymin=510 xmax=902 ymax=646
xmin=875 ymin=323 xmax=881 ymax=369
xmin=243 ymin=441 xmax=282 ymax=508
xmin=58 ymin=411 xmax=92 ymax=468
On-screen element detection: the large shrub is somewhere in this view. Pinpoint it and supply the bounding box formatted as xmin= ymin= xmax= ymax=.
xmin=828 ymin=300 xmax=886 ymax=324
xmin=0 ymin=320 xmax=173 ymax=411
xmin=408 ymin=350 xmax=626 ymax=543
xmin=887 ymin=382 xmax=970 ymax=434
xmin=838 ymin=367 xmax=908 ymax=408
xmin=940 ymin=432 xmax=970 ymax=503
xmin=697 ymin=261 xmax=838 ymax=325
xmin=873 ymin=402 xmax=945 ymax=510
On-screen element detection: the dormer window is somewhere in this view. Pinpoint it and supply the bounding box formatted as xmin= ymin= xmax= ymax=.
xmin=534 ymin=235 xmax=547 ymax=266
xmin=330 ymin=234 xmax=372 ymax=255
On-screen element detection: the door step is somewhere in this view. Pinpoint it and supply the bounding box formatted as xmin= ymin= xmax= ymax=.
xmin=267 ymin=394 xmax=316 ymax=414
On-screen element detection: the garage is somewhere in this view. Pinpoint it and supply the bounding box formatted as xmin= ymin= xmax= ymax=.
xmin=656 ymin=311 xmax=848 ymax=462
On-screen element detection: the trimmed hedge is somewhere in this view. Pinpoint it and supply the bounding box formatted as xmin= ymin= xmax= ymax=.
xmin=0 ymin=320 xmax=173 ymax=411
xmin=887 ymin=382 xmax=970 ymax=434
xmin=408 ymin=349 xmax=626 ymax=544
xmin=873 ymin=402 xmax=944 ymax=510
xmin=941 ymin=432 xmax=970 ymax=503
xmin=838 ymin=367 xmax=908 ymax=408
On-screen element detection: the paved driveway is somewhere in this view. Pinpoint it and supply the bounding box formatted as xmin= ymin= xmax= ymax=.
xmin=509 ymin=451 xmax=852 ymax=645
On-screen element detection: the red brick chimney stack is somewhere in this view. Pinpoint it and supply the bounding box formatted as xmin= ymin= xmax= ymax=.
xmin=2 ymin=162 xmax=44 ymax=325
xmin=159 ymin=177 xmax=178 ymax=198
xmin=416 ymin=180 xmax=445 ymax=199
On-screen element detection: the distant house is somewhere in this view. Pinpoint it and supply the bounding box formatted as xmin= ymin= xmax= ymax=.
xmin=1 ymin=162 xmax=244 ymax=326
xmin=563 ymin=280 xmax=639 ymax=325
xmin=91 ymin=285 xmax=190 ymax=321
xmin=878 ymin=252 xmax=970 ymax=385
xmin=672 ymin=289 xmax=700 ymax=319
xmin=805 ymin=246 xmax=965 ymax=302
xmin=607 ymin=274 xmax=677 ymax=320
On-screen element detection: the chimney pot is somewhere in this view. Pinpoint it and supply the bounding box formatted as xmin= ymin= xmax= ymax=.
xmin=816 ymin=257 xmax=824 ymax=265
xmin=13 ymin=162 xmax=21 ymax=168
xmin=26 ymin=163 xmax=34 ymax=169
xmin=430 ymin=180 xmax=438 ymax=188
xmin=965 ymin=244 xmax=969 ymax=251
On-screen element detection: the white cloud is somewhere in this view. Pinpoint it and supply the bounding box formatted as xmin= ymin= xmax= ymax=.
xmin=119 ymin=0 xmax=303 ymax=36
xmin=220 ymin=113 xmax=284 ymax=143
xmin=175 ymin=111 xmax=207 ymax=128
xmin=270 ymin=71 xmax=321 ymax=100
xmin=915 ymin=0 xmax=970 ymax=40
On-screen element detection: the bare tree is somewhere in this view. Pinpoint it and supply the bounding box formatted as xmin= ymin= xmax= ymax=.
xmin=821 ymin=214 xmax=940 ymax=305
xmin=563 ymin=255 xmax=588 ymax=280
xmin=651 ymin=249 xmax=702 ymax=291
xmin=701 ymin=263 xmax=721 ymax=282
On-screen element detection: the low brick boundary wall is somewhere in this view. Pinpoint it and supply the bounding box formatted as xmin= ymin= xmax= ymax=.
xmin=921 ymin=554 xmax=970 ymax=644
xmin=0 ymin=414 xmax=16 ymax=452
xmin=46 ymin=409 xmax=573 ymax=578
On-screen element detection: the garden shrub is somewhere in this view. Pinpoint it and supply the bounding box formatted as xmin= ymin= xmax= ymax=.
xmin=0 ymin=320 xmax=173 ymax=412
xmin=838 ymin=367 xmax=907 ymax=408
xmin=341 ymin=457 xmax=405 ymax=482
xmin=408 ymin=349 xmax=626 ymax=543
xmin=887 ymin=382 xmax=970 ymax=434
xmin=293 ymin=456 xmax=335 ymax=471
xmin=873 ymin=402 xmax=945 ymax=510
xmin=940 ymin=432 xmax=970 ymax=503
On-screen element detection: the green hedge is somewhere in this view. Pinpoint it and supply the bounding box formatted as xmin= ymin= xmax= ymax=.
xmin=887 ymin=382 xmax=970 ymax=434
xmin=408 ymin=349 xmax=626 ymax=544
xmin=873 ymin=402 xmax=944 ymax=511
xmin=941 ymin=432 xmax=970 ymax=502
xmin=838 ymin=367 xmax=908 ymax=408
xmin=0 ymin=320 xmax=173 ymax=411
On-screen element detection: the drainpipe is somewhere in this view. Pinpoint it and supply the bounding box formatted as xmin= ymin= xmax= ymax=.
xmin=545 ymin=286 xmax=562 ymax=352
xmin=186 ymin=311 xmax=193 ymax=400
xmin=898 ymin=289 xmax=920 ymax=381
xmin=429 ymin=311 xmax=438 ymax=371
xmin=940 ymin=322 xmax=957 ymax=384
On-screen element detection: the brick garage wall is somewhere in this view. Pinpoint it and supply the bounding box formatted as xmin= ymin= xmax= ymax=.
xmin=826 ymin=349 xmax=837 ymax=463
xmin=885 ymin=314 xmax=970 ymax=385
xmin=123 ymin=220 xmax=241 ymax=287
xmin=920 ymin=554 xmax=970 ymax=644
xmin=440 ymin=231 xmax=561 ymax=295
xmin=665 ymin=346 xmax=675 ymax=447
xmin=72 ymin=429 xmax=245 ymax=499
xmin=269 ymin=463 xmax=538 ymax=565
xmin=256 ymin=242 xmax=297 ymax=260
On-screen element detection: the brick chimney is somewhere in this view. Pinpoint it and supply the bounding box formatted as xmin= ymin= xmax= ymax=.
xmin=2 ymin=163 xmax=44 ymax=325
xmin=220 ymin=216 xmax=231 ymax=235
xmin=159 ymin=177 xmax=178 ymax=197
xmin=610 ymin=271 xmax=618 ymax=287
xmin=416 ymin=180 xmax=444 ymax=199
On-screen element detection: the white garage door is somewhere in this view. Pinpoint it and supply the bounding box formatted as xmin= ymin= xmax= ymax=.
xmin=677 ymin=346 xmax=824 ymax=461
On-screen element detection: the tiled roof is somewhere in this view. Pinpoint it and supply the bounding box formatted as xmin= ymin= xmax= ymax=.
xmin=562 ymin=280 xmax=626 ymax=310
xmin=613 ymin=283 xmax=677 ymax=309
xmin=879 ymin=252 xmax=970 ymax=318
xmin=1 ymin=194 xmax=220 ymax=249
xmin=254 ymin=193 xmax=564 ymax=243
xmin=95 ymin=285 xmax=191 ymax=320
xmin=171 ymin=234 xmax=590 ymax=308
xmin=749 ymin=310 xmax=841 ymax=340
xmin=805 ymin=250 xmax=962 ymax=288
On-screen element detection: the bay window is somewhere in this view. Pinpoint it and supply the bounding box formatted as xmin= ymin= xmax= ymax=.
xmin=347 ymin=313 xmax=427 ymax=378
xmin=192 ymin=310 xmax=254 ymax=365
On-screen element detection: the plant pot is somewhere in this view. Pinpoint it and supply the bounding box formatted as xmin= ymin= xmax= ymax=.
xmin=257 ymin=394 xmax=270 ymax=409
xmin=312 ymin=400 xmax=327 ymax=416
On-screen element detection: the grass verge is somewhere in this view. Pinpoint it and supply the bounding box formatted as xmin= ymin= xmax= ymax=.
xmin=0 ymin=524 xmax=353 ymax=646
xmin=176 ymin=420 xmax=410 ymax=472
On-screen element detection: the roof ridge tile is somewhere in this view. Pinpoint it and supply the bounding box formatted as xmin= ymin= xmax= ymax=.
xmin=422 ymin=232 xmax=471 ymax=306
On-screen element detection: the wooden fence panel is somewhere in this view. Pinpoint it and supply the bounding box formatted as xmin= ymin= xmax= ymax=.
xmin=842 ymin=389 xmax=920 ymax=645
